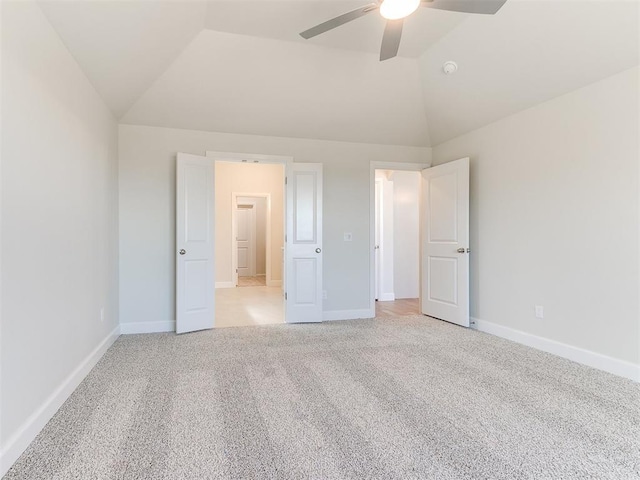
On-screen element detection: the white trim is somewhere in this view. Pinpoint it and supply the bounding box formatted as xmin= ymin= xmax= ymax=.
xmin=215 ymin=281 xmax=235 ymax=289
xmin=0 ymin=325 xmax=120 ymax=477
xmin=206 ymin=151 xmax=293 ymax=165
xmin=369 ymin=161 xmax=430 ymax=318
xmin=473 ymin=317 xmax=640 ymax=382
xmin=323 ymin=309 xmax=375 ymax=322
xmin=120 ymin=321 xmax=175 ymax=334
xmin=266 ymin=279 xmax=282 ymax=287
xmin=377 ymin=293 xmax=396 ymax=302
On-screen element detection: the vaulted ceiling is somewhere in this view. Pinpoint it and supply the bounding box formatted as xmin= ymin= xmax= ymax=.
xmin=39 ymin=0 xmax=639 ymax=147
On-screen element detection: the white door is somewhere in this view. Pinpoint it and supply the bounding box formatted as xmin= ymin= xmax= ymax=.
xmin=421 ymin=158 xmax=470 ymax=327
xmin=286 ymin=163 xmax=323 ymax=323
xmin=236 ymin=203 xmax=256 ymax=277
xmin=176 ymin=153 xmax=216 ymax=334
xmin=374 ymin=180 xmax=381 ymax=300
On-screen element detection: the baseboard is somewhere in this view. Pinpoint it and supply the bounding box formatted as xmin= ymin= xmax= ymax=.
xmin=323 ymin=309 xmax=375 ymax=322
xmin=473 ymin=317 xmax=640 ymax=382
xmin=266 ymin=279 xmax=282 ymax=287
xmin=215 ymin=281 xmax=235 ymax=288
xmin=0 ymin=325 xmax=120 ymax=477
xmin=378 ymin=293 xmax=395 ymax=302
xmin=120 ymin=321 xmax=175 ymax=334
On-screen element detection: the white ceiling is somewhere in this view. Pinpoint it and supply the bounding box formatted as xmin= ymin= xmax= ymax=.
xmin=203 ymin=1 xmax=470 ymax=58
xmin=419 ymin=0 xmax=640 ymax=145
xmin=39 ymin=0 xmax=639 ymax=146
xmin=38 ymin=0 xmax=207 ymax=117
xmin=120 ymin=29 xmax=430 ymax=146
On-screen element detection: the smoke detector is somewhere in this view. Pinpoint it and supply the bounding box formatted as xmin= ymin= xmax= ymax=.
xmin=443 ymin=61 xmax=458 ymax=74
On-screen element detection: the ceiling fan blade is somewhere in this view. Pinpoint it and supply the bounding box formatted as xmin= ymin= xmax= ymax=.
xmin=300 ymin=3 xmax=379 ymax=39
xmin=421 ymin=0 xmax=507 ymax=15
xmin=380 ymin=19 xmax=403 ymax=61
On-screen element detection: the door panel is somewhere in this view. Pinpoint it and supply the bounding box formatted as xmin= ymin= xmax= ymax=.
xmin=176 ymin=153 xmax=215 ymax=334
xmin=286 ymin=163 xmax=323 ymax=323
xmin=421 ymin=158 xmax=469 ymax=327
xmin=236 ymin=206 xmax=254 ymax=277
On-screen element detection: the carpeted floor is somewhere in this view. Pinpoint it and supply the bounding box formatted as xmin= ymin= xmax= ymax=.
xmin=4 ymin=316 xmax=640 ymax=479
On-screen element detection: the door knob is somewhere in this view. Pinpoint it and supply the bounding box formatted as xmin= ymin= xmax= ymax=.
xmin=179 ymin=249 xmax=186 ymax=255
xmin=316 ymin=248 xmax=321 ymax=253
xmin=457 ymin=248 xmax=465 ymax=253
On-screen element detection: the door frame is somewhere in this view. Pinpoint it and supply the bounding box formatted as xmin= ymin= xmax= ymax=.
xmin=205 ymin=151 xmax=291 ymax=319
xmin=231 ymin=192 xmax=272 ymax=286
xmin=369 ymin=161 xmax=431 ymax=316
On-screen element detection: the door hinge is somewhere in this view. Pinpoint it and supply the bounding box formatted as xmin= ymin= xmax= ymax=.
xmin=285 ymin=292 xmax=287 ymax=300
xmin=236 ymin=269 xmax=238 ymax=273
xmin=285 ymin=234 xmax=287 ymax=242
xmin=285 ymin=177 xmax=287 ymax=185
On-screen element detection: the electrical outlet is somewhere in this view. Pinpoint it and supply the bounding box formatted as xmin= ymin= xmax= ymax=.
xmin=322 ymin=290 xmax=328 ymax=300
xmin=535 ymin=305 xmax=544 ymax=319
xmin=100 ymin=307 xmax=105 ymax=322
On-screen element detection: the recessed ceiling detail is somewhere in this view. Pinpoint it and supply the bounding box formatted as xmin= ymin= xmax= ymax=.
xmin=38 ymin=1 xmax=639 ymax=147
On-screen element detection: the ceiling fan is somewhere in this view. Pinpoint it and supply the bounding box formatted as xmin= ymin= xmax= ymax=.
xmin=300 ymin=0 xmax=507 ymax=61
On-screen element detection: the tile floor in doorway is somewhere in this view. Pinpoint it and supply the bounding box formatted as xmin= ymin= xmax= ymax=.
xmin=237 ymin=275 xmax=267 ymax=287
xmin=215 ymin=286 xmax=284 ymax=328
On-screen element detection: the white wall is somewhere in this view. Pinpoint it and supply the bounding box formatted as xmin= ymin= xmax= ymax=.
xmin=217 ymin=163 xmax=283 ymax=284
xmin=432 ymin=66 xmax=639 ymax=366
xmin=118 ymin=124 xmax=431 ymax=327
xmin=1 ymin=1 xmax=119 ymax=473
xmin=392 ymin=171 xmax=420 ymax=299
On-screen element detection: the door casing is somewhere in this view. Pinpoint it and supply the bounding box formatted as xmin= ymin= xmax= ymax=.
xmin=369 ymin=161 xmax=431 ymax=317
xmin=206 ymin=151 xmax=291 ymax=321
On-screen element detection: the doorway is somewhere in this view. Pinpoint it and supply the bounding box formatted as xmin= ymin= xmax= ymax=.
xmin=176 ymin=152 xmax=325 ymax=333
xmin=374 ymin=168 xmax=421 ymax=317
xmin=215 ymin=161 xmax=285 ymax=328
xmin=234 ymin=195 xmax=269 ymax=287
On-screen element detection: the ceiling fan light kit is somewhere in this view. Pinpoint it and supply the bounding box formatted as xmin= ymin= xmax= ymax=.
xmin=299 ymin=0 xmax=508 ymax=62
xmin=380 ymin=0 xmax=421 ymax=20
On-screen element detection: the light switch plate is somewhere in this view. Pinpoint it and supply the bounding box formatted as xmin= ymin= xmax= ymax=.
xmin=344 ymin=232 xmax=353 ymax=241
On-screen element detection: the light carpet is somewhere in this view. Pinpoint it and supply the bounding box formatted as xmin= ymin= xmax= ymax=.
xmin=4 ymin=316 xmax=640 ymax=479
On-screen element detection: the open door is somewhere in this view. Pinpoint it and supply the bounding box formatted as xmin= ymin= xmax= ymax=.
xmin=421 ymin=158 xmax=470 ymax=327
xmin=286 ymin=163 xmax=323 ymax=323
xmin=176 ymin=153 xmax=215 ymax=334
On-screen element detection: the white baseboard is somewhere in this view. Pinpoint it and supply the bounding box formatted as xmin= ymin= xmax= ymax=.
xmin=266 ymin=279 xmax=282 ymax=287
xmin=215 ymin=281 xmax=235 ymax=289
xmin=323 ymin=309 xmax=375 ymax=322
xmin=377 ymin=293 xmax=395 ymax=302
xmin=473 ymin=317 xmax=640 ymax=382
xmin=0 ymin=325 xmax=120 ymax=477
xmin=120 ymin=321 xmax=175 ymax=334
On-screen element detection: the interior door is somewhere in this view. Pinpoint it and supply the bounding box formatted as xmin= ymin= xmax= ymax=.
xmin=421 ymin=157 xmax=470 ymax=327
xmin=374 ymin=180 xmax=381 ymax=300
xmin=285 ymin=163 xmax=323 ymax=323
xmin=176 ymin=153 xmax=215 ymax=334
xmin=236 ymin=203 xmax=255 ymax=277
